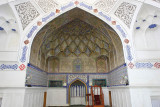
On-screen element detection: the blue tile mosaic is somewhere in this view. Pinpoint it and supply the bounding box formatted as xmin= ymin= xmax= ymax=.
xmin=116 ymin=25 xmax=126 ymax=38
xmin=27 ymin=26 xmax=38 ymax=38
xmin=107 ymin=64 xmax=128 ymax=86
xmin=98 ymin=12 xmax=111 ymax=21
xmin=61 ymin=2 xmax=74 ymax=11
xmin=42 ymin=12 xmax=55 ymax=22
xmin=0 ymin=64 xmax=18 ymax=70
xmin=20 ymin=46 xmax=28 ymax=63
xmin=48 ymin=63 xmax=127 ymax=87
xmin=135 ymin=62 xmax=153 ymax=68
xmin=126 ymin=45 xmax=133 ymax=61
xmin=26 ymin=63 xmax=48 ymax=87
xmin=79 ymin=2 xmax=92 ymax=10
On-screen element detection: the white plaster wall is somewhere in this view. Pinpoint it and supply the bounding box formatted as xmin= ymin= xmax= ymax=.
xmin=130 ymin=86 xmax=160 ymax=107
xmin=128 ymin=69 xmax=160 ymax=86
xmin=0 ymin=4 xmax=20 ymax=52
xmin=0 ymin=4 xmax=24 ymax=88
xmin=0 ymin=88 xmax=25 ymax=107
xmin=0 ymin=71 xmax=26 ymax=87
xmin=108 ymin=87 xmax=132 ymax=107
xmin=46 ymin=87 xmax=110 ymax=106
xmin=46 ymin=88 xmax=69 ymax=106
xmin=133 ymin=4 xmax=160 ymax=61
xmin=24 ymin=88 xmax=47 ymax=107
xmin=102 ymin=87 xmax=110 ymax=106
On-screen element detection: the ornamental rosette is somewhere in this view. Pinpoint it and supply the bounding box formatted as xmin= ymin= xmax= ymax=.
xmin=154 ymin=62 xmax=160 ymax=68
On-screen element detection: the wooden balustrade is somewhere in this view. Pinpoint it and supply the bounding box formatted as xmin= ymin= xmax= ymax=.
xmin=86 ymin=85 xmax=104 ymax=107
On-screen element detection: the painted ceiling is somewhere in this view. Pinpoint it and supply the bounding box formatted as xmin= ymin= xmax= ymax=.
xmin=32 ymin=8 xmax=121 ymax=59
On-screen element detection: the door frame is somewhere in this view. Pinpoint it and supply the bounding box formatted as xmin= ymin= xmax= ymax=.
xmin=68 ymin=79 xmax=87 ymax=105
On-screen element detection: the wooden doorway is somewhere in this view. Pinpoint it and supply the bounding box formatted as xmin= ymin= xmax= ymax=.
xmin=43 ymin=92 xmax=47 ymax=107
xmin=109 ymin=91 xmax=112 ymax=107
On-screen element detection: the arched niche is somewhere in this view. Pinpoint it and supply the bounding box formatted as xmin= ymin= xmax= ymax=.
xmin=29 ymin=7 xmax=125 ymax=73
xmin=0 ymin=4 xmax=20 ymax=51
xmin=133 ymin=4 xmax=160 ymax=51
xmin=68 ymin=79 xmax=87 ymax=105
xmin=18 ymin=1 xmax=133 ymax=69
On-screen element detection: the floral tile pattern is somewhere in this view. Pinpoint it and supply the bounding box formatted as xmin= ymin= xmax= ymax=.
xmin=15 ymin=1 xmax=40 ymax=29
xmin=114 ymin=2 xmax=136 ymax=28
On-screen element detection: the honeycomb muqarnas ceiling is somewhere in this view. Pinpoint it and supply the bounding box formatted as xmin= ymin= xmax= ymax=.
xmin=41 ymin=19 xmax=111 ymax=57
xmin=32 ymin=8 xmax=121 ymax=58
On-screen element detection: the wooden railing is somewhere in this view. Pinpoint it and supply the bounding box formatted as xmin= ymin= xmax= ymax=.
xmin=86 ymin=85 xmax=104 ymax=107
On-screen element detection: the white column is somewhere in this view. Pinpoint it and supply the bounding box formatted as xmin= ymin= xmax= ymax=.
xmin=77 ymin=86 xmax=79 ymax=97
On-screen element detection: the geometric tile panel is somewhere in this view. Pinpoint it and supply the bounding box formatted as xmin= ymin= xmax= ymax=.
xmin=15 ymin=1 xmax=40 ymax=29
xmin=114 ymin=2 xmax=137 ymax=28
xmin=26 ymin=63 xmax=48 ymax=87
xmin=107 ymin=64 xmax=128 ymax=86
xmin=68 ymin=75 xmax=87 ymax=83
xmin=48 ymin=63 xmax=127 ymax=87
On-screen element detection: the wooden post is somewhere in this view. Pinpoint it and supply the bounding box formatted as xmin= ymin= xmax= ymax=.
xmin=43 ymin=92 xmax=47 ymax=107
xmin=109 ymin=91 xmax=112 ymax=107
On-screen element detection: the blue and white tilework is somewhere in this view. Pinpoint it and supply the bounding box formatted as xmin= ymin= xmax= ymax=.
xmin=20 ymin=46 xmax=28 ymax=63
xmin=79 ymin=2 xmax=92 ymax=10
xmin=48 ymin=63 xmax=127 ymax=87
xmin=42 ymin=12 xmax=55 ymax=22
xmin=68 ymin=75 xmax=87 ymax=84
xmin=126 ymin=45 xmax=133 ymax=61
xmin=61 ymin=2 xmax=74 ymax=11
xmin=98 ymin=12 xmax=111 ymax=21
xmin=27 ymin=26 xmax=38 ymax=38
xmin=108 ymin=64 xmax=127 ymax=86
xmin=116 ymin=25 xmax=126 ymax=38
xmin=26 ymin=63 xmax=48 ymax=87
xmin=0 ymin=64 xmax=18 ymax=70
xmin=135 ymin=62 xmax=153 ymax=68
